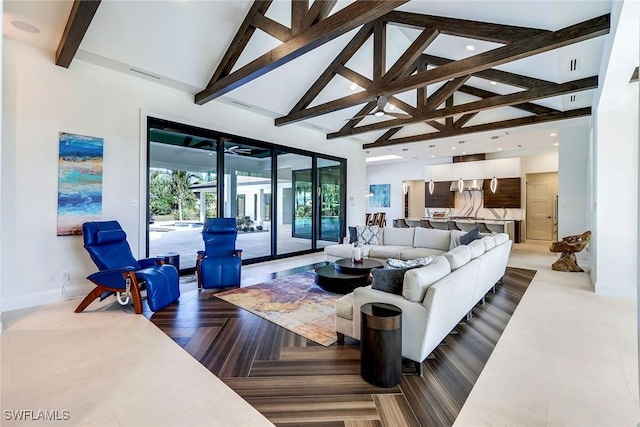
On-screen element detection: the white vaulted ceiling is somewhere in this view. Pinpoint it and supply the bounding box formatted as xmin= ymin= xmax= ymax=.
xmin=4 ymin=0 xmax=625 ymax=162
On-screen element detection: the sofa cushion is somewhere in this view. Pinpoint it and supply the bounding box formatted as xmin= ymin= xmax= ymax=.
xmin=399 ymin=247 xmax=446 ymax=260
xmin=493 ymin=232 xmax=509 ymax=246
xmin=460 ymin=227 xmax=481 ymax=245
xmin=335 ymin=293 xmax=354 ymax=320
xmin=481 ymin=235 xmax=496 ymax=250
xmin=368 ymin=245 xmax=408 ymax=260
xmin=383 ymin=227 xmax=415 ymax=246
xmin=413 ymin=227 xmax=451 ymax=251
xmin=325 ymin=244 xmax=376 ymax=259
xmin=371 ymin=267 xmax=414 ymax=295
xmin=356 ymin=225 xmax=380 ymax=245
xmin=444 ymin=245 xmax=472 ymax=270
xmin=386 ymin=255 xmax=434 ymax=269
xmin=402 ymin=256 xmax=451 ymax=302
xmin=468 ymin=239 xmax=486 ymax=259
xmin=449 ymin=230 xmax=466 ymax=250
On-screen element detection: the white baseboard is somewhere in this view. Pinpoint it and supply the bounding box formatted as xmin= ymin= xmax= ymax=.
xmin=595 ymin=283 xmax=637 ymax=299
xmin=2 ymin=286 xmax=88 ymax=312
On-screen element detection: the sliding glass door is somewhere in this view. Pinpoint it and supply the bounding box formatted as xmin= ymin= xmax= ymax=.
xmin=146 ymin=117 xmax=345 ymax=270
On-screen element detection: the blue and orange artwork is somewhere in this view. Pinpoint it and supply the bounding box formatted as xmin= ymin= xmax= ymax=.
xmin=57 ymin=132 xmax=104 ymax=236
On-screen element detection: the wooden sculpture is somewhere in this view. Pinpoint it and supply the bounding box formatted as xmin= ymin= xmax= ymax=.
xmin=550 ymin=231 xmax=591 ymax=272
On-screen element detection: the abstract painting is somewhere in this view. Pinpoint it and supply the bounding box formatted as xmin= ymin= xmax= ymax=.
xmin=369 ymin=184 xmax=390 ymax=207
xmin=57 ymin=132 xmax=104 ymax=236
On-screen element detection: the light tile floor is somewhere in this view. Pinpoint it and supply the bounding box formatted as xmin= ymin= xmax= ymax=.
xmin=1 ymin=246 xmax=637 ymax=426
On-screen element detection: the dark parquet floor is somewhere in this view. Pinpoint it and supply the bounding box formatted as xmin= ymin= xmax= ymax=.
xmin=149 ymin=265 xmax=536 ymax=427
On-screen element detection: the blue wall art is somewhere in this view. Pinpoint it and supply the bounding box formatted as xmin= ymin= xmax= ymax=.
xmin=369 ymin=184 xmax=390 ymax=208
xmin=57 ymin=132 xmax=104 ymax=236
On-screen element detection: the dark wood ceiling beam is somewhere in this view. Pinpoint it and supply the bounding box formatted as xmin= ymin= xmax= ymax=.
xmin=381 ymin=27 xmax=439 ymax=84
xmin=458 ymin=85 xmax=558 ymax=115
xmin=251 ymin=14 xmax=292 ymax=42
xmin=291 ymin=0 xmax=309 ymax=35
xmin=454 ymin=113 xmax=478 ymax=129
xmin=374 ymin=128 xmax=402 ymax=144
xmin=288 ymin=22 xmax=374 ymax=113
xmin=427 ymin=121 xmax=446 ymax=131
xmin=384 ymin=11 xmax=550 ymax=43
xmin=363 ymin=107 xmax=591 ymax=148
xmin=55 ymin=0 xmax=101 ymax=68
xmin=631 ymin=67 xmax=639 ymax=82
xmin=276 ymin=14 xmax=609 ymax=125
xmin=301 ymin=0 xmax=338 ymax=29
xmin=445 ymin=96 xmax=454 ymax=129
xmin=426 ymin=75 xmax=471 ymax=110
xmin=417 ymin=59 xmax=427 ymax=108
xmin=373 ymin=20 xmax=386 ymax=82
xmin=326 ymin=76 xmax=598 ymax=138
xmin=196 ymin=0 xmax=407 ymax=104
xmin=422 ymin=54 xmax=552 ymax=89
xmin=207 ymin=1 xmax=273 ymax=85
xmin=335 ymin=65 xmax=372 ymax=88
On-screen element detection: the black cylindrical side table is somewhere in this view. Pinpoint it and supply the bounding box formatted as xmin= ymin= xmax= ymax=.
xmin=360 ymin=302 xmax=402 ymax=388
xmin=157 ymin=252 xmax=180 ymax=272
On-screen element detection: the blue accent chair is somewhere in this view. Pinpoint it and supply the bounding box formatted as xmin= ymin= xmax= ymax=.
xmin=76 ymin=220 xmax=180 ymax=314
xmin=197 ymin=218 xmax=242 ymax=289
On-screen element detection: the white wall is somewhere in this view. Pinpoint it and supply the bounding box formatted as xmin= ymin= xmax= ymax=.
xmin=593 ymin=82 xmax=639 ymax=298
xmin=558 ymin=125 xmax=590 ymax=258
xmin=1 ymin=39 xmax=366 ymax=311
xmin=366 ymin=159 xmax=445 ymax=224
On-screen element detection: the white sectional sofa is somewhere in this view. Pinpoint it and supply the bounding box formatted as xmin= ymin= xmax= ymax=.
xmin=324 ymin=227 xmax=453 ymax=263
xmin=332 ymin=230 xmax=512 ymax=375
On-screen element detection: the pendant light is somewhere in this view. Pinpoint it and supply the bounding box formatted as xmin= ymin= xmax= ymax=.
xmin=457 ymin=177 xmax=464 ymax=193
xmin=428 ymin=180 xmax=435 ymax=195
xmin=402 ymin=182 xmax=408 ymax=195
xmin=490 ymin=175 xmax=498 ymax=193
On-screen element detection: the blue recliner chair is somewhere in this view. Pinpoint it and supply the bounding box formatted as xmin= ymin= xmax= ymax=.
xmin=197 ymin=218 xmax=242 ymax=289
xmin=76 ymin=220 xmax=180 ymax=314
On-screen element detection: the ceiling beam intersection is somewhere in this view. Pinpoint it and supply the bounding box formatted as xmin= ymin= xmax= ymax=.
xmin=196 ymin=0 xmax=407 ymax=104
xmin=327 ymin=75 xmax=598 ymax=139
xmin=364 ymin=107 xmax=592 ymax=148
xmin=275 ymin=13 xmax=610 ymax=126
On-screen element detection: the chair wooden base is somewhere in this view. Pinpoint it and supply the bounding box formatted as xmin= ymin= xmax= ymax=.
xmin=75 ymin=273 xmax=142 ymax=314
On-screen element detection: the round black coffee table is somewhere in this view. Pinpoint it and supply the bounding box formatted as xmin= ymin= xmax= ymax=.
xmin=314 ymin=258 xmax=382 ymax=294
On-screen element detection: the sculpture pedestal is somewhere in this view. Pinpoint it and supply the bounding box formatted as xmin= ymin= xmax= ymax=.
xmin=550 ymin=231 xmax=591 ymax=272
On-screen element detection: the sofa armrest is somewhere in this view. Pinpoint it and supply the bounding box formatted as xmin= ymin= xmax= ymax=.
xmin=351 ymin=285 xmax=430 ymax=363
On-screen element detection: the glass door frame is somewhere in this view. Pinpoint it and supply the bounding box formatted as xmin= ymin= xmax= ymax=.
xmin=145 ymin=116 xmax=347 ymax=268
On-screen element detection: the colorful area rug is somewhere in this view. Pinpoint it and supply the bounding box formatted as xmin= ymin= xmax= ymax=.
xmin=215 ymin=271 xmax=340 ymax=346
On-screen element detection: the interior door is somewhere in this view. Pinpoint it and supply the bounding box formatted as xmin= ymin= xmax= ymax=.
xmin=526 ymin=172 xmax=558 ymax=241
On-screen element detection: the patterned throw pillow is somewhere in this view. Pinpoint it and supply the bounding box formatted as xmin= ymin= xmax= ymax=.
xmin=371 ymin=267 xmax=412 ymax=295
xmin=386 ymin=256 xmax=435 ymax=269
xmin=356 ymin=225 xmax=380 ymax=245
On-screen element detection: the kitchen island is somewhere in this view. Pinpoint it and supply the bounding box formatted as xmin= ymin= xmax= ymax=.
xmin=406 ymin=217 xmax=516 ymax=241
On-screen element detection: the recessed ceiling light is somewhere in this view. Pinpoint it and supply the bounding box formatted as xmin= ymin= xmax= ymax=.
xmin=550 ymin=133 xmax=557 ymax=136
xmin=462 ymin=151 xmax=467 ymax=154
xmin=465 ymin=44 xmax=475 ymax=51
xmin=11 ymin=20 xmax=40 ymax=33
xmin=430 ymin=155 xmax=435 ymax=158
xmin=389 ymin=104 xmax=396 ymax=111
xmin=402 ymin=148 xmax=408 ymax=151
xmin=490 ymin=81 xmax=497 ymax=85
xmin=554 ymin=142 xmax=560 ymax=146
xmin=497 ymin=147 xmax=503 ymax=151
xmin=451 ymin=147 xmax=457 ymax=150
xmin=350 ymin=82 xmax=358 ymax=91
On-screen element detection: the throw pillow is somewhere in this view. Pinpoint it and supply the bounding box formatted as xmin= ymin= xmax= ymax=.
xmin=460 ymin=227 xmax=480 ymax=246
xmin=356 ymin=225 xmax=380 ymax=245
xmin=386 ymin=256 xmax=435 ymax=269
xmin=449 ymin=230 xmax=466 ymax=250
xmin=371 ymin=267 xmax=412 ymax=295
xmin=348 ymin=226 xmax=358 ymax=244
